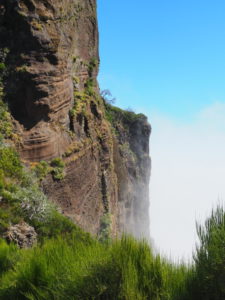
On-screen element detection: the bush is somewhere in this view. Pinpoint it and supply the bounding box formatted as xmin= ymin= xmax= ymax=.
xmin=12 ymin=185 xmax=55 ymax=222
xmin=0 ymin=101 xmax=13 ymax=139
xmin=0 ymin=145 xmax=23 ymax=179
xmin=191 ymin=206 xmax=225 ymax=300
xmin=105 ymin=102 xmax=145 ymax=127
xmin=50 ymin=158 xmax=65 ymax=180
xmin=32 ymin=161 xmax=51 ymax=181
xmin=32 ymin=211 xmax=92 ymax=243
xmin=98 ymin=213 xmax=112 ymax=243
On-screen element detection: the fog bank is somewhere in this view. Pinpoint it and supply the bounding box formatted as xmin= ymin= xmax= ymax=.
xmin=148 ymin=102 xmax=225 ymax=260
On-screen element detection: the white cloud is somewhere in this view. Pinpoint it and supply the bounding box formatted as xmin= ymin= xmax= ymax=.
xmin=147 ymin=102 xmax=225 ymax=261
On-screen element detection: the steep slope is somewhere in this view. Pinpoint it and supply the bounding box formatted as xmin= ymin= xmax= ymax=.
xmin=0 ymin=0 xmax=151 ymax=239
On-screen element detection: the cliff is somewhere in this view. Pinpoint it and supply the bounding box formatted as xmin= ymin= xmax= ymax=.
xmin=0 ymin=0 xmax=151 ymax=239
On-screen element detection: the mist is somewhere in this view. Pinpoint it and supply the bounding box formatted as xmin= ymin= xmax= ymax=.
xmin=147 ymin=102 xmax=225 ymax=260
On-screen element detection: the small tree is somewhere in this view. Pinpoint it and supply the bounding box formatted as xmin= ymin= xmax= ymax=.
xmin=193 ymin=205 xmax=225 ymax=300
xmin=101 ymin=89 xmax=116 ymax=105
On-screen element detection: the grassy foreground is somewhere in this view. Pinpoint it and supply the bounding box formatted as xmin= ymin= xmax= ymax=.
xmin=0 ymin=205 xmax=224 ymax=300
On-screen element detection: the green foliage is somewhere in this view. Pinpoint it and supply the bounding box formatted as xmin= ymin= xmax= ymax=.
xmin=0 ymin=63 xmax=6 ymax=73
xmin=0 ymin=239 xmax=20 ymax=277
xmin=50 ymin=158 xmax=65 ymax=180
xmin=50 ymin=157 xmax=65 ymax=168
xmin=119 ymin=142 xmax=137 ymax=163
xmin=0 ymin=141 xmax=72 ymax=241
xmin=12 ymin=185 xmax=55 ymax=222
xmin=84 ymin=78 xmax=95 ymax=96
xmin=15 ymin=65 xmax=28 ymax=73
xmin=0 ymin=235 xmax=190 ymax=300
xmin=98 ymin=213 xmax=112 ymax=242
xmin=32 ymin=158 xmax=66 ymax=181
xmin=88 ymin=57 xmax=98 ymax=77
xmin=105 ymin=102 xmax=145 ymax=127
xmin=0 ymin=208 xmax=224 ymax=299
xmin=0 ymin=100 xmax=13 ymax=140
xmin=190 ymin=206 xmax=225 ymax=300
xmin=32 ymin=161 xmax=51 ymax=181
xmin=0 ymin=206 xmax=22 ymax=235
xmin=31 ymin=211 xmax=92 ymax=243
xmin=0 ymin=145 xmax=23 ymax=179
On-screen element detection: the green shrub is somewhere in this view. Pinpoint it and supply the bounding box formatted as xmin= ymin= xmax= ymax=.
xmin=88 ymin=57 xmax=98 ymax=77
xmin=191 ymin=206 xmax=225 ymax=300
xmin=0 ymin=63 xmax=6 ymax=73
xmin=50 ymin=158 xmax=65 ymax=168
xmin=13 ymin=185 xmax=55 ymax=222
xmin=31 ymin=211 xmax=92 ymax=243
xmin=0 ymin=206 xmax=22 ymax=235
xmin=98 ymin=213 xmax=112 ymax=243
xmin=33 ymin=161 xmax=51 ymax=181
xmin=50 ymin=158 xmax=65 ymax=180
xmin=105 ymin=102 xmax=145 ymax=128
xmin=0 ymin=146 xmax=23 ymax=179
xmin=84 ymin=78 xmax=95 ymax=96
xmin=0 ymin=235 xmax=192 ymax=300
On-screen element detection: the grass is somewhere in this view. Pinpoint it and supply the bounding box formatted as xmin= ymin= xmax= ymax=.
xmin=0 ymin=206 xmax=224 ymax=299
xmin=0 ymin=235 xmax=190 ymax=300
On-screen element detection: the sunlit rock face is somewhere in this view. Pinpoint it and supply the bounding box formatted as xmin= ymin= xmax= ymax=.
xmin=0 ymin=0 xmax=99 ymax=161
xmin=0 ymin=0 xmax=151 ymax=239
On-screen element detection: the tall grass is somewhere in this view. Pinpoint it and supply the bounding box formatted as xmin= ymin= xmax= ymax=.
xmin=0 ymin=236 xmax=190 ymax=300
xmin=0 ymin=206 xmax=224 ymax=299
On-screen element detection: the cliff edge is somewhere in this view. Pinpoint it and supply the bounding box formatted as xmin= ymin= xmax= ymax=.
xmin=0 ymin=0 xmax=151 ymax=239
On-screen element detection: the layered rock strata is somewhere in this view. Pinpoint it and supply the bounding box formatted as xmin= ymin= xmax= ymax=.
xmin=0 ymin=0 xmax=151 ymax=239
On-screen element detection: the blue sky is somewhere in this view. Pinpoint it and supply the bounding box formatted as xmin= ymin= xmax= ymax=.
xmin=97 ymin=0 xmax=225 ymax=260
xmin=98 ymin=0 xmax=225 ymax=119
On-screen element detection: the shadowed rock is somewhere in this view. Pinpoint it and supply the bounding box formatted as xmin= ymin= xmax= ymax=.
xmin=5 ymin=222 xmax=37 ymax=248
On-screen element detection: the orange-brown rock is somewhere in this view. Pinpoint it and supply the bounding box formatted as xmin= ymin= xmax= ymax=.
xmin=0 ymin=0 xmax=98 ymax=161
xmin=0 ymin=0 xmax=151 ymax=239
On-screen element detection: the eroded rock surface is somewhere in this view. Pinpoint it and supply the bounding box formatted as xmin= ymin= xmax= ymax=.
xmin=0 ymin=0 xmax=151 ymax=239
xmin=0 ymin=0 xmax=98 ymax=161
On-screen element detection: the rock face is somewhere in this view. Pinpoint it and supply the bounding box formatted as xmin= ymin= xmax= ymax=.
xmin=5 ymin=222 xmax=37 ymax=248
xmin=112 ymin=114 xmax=151 ymax=238
xmin=0 ymin=0 xmax=151 ymax=239
xmin=0 ymin=0 xmax=98 ymax=161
